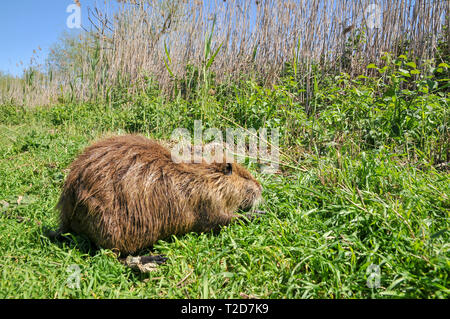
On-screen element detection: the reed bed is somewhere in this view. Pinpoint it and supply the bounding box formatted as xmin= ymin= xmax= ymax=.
xmin=0 ymin=0 xmax=448 ymax=106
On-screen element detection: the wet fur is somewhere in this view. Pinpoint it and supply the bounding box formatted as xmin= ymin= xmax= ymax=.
xmin=56 ymin=135 xmax=262 ymax=255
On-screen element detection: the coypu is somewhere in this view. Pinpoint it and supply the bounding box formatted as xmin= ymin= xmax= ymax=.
xmin=55 ymin=134 xmax=263 ymax=261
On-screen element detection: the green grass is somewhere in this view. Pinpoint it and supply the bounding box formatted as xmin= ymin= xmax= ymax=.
xmin=0 ymin=96 xmax=448 ymax=299
xmin=0 ymin=55 xmax=449 ymax=298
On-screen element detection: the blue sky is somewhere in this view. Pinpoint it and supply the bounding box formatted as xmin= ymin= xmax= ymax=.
xmin=0 ymin=0 xmax=98 ymax=76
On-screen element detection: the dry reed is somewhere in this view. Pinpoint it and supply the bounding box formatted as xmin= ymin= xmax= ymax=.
xmin=0 ymin=0 xmax=447 ymax=106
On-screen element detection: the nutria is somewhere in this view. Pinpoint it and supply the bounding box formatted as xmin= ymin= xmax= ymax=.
xmin=56 ymin=134 xmax=263 ymax=256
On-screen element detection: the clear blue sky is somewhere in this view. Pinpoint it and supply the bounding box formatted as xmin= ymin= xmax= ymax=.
xmin=0 ymin=0 xmax=97 ymax=76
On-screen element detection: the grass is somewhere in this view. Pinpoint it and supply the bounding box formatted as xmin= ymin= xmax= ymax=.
xmin=0 ymin=92 xmax=448 ymax=298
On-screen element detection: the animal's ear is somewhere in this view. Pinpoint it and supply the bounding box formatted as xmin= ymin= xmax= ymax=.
xmin=223 ymin=163 xmax=233 ymax=175
xmin=213 ymin=162 xmax=233 ymax=175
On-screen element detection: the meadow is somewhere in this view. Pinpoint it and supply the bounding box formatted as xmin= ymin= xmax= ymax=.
xmin=1 ymin=54 xmax=449 ymax=298
xmin=0 ymin=0 xmax=448 ymax=299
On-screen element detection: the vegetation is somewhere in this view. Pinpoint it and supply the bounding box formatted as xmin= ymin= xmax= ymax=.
xmin=1 ymin=0 xmax=448 ymax=106
xmin=0 ymin=0 xmax=448 ymax=299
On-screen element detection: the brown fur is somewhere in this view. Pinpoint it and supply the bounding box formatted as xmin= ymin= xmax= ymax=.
xmin=56 ymin=134 xmax=262 ymax=255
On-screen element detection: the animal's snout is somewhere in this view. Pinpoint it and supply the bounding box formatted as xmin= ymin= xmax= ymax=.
xmin=239 ymin=185 xmax=263 ymax=212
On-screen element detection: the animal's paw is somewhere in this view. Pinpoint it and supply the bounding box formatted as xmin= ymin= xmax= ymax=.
xmin=125 ymin=255 xmax=167 ymax=273
xmin=244 ymin=210 xmax=267 ymax=221
xmin=140 ymin=254 xmax=168 ymax=265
